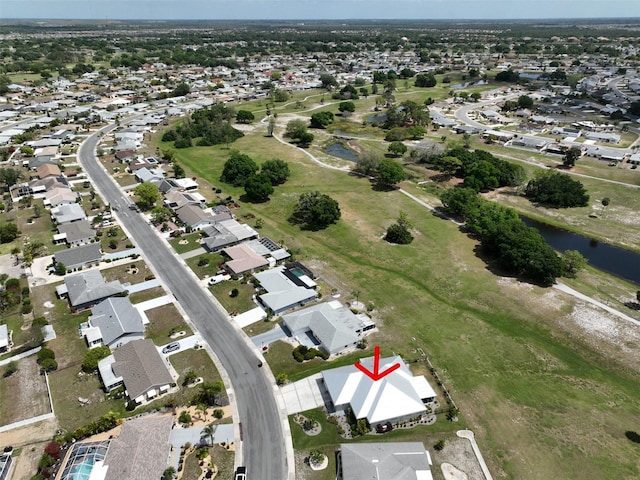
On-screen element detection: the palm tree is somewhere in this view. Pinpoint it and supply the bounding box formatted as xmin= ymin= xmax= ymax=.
xmin=196 ymin=403 xmax=208 ymax=422
xmin=200 ymin=423 xmax=215 ymax=446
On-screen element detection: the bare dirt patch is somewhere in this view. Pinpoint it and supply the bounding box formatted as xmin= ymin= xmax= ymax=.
xmin=0 ymin=356 xmax=51 ymax=425
xmin=432 ymin=437 xmax=485 ymax=480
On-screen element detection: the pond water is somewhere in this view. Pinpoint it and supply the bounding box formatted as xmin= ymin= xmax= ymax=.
xmin=522 ymin=216 xmax=640 ymax=286
xmin=450 ymin=80 xmax=488 ymax=89
xmin=332 ymin=129 xmax=375 ymax=138
xmin=325 ymin=143 xmax=359 ymax=162
xmin=519 ymin=73 xmax=541 ymax=80
xmin=366 ymin=112 xmax=387 ymax=124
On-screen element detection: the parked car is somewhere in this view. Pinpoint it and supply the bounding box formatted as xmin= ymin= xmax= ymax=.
xmin=234 ymin=466 xmax=246 ymax=480
xmin=162 ymin=342 xmax=180 ymax=354
xmin=208 ymin=274 xmax=230 ymax=286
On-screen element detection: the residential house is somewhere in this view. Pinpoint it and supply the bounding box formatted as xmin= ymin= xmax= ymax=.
xmin=82 ymin=297 xmax=145 ymax=349
xmin=134 ymin=167 xmax=165 ymax=184
xmin=584 ymin=131 xmax=621 ymax=144
xmin=51 ymin=203 xmax=86 ymax=225
xmin=35 ymin=163 xmax=61 ymax=179
xmin=222 ymin=243 xmax=269 ymax=275
xmin=44 ymin=187 xmax=78 ymax=207
xmin=53 ymin=219 xmax=96 ymax=247
xmin=509 ymin=135 xmax=549 ymax=150
xmin=340 ymin=442 xmax=434 ymax=480
xmin=254 ymin=264 xmax=319 ymax=314
xmin=282 ymin=301 xmax=375 ymax=355
xmin=54 ymin=243 xmax=102 ymax=270
xmin=322 ymin=355 xmax=437 ymax=426
xmin=57 ymin=270 xmax=125 ymax=311
xmin=202 ymin=218 xmax=258 ymax=252
xmin=163 ymin=190 xmax=206 ymax=210
xmin=175 ymin=204 xmax=233 ymax=231
xmin=98 ymin=339 xmax=174 ymax=404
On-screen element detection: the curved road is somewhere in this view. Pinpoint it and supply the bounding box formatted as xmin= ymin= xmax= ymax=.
xmin=78 ymin=124 xmax=288 ymax=480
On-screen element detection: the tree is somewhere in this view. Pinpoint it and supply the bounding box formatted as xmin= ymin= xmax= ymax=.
xmin=290 ymin=191 xmax=341 ymax=230
xmin=244 ymin=173 xmax=274 ymax=202
xmin=354 ymin=152 xmax=381 ymax=176
xmin=200 ymin=423 xmax=215 ymax=445
xmin=415 ymin=73 xmax=437 ymax=87
xmin=261 ymin=159 xmax=290 ymax=185
xmin=434 ymin=439 xmax=446 ymax=451
xmin=319 ymin=74 xmax=338 ymax=89
xmin=151 ymin=206 xmax=173 ymax=224
xmin=517 ymin=95 xmax=534 ymax=108
xmin=199 ymin=381 xmax=224 ymax=405
xmin=267 ymin=116 xmax=276 ymax=137
xmin=235 ymin=110 xmax=255 ymax=124
xmin=338 ymin=101 xmax=356 ymax=115
xmin=133 ymin=183 xmax=160 ymax=210
xmin=0 ymin=223 xmax=19 ymax=243
xmin=406 ymin=126 xmax=426 ymax=139
xmin=0 ymin=168 xmax=21 ymax=190
xmin=53 ymin=262 xmax=66 ymax=276
xmin=162 ymin=467 xmax=176 ymax=480
xmin=285 ymin=119 xmax=308 ymax=141
xmin=172 ymin=162 xmax=185 ymax=179
xmin=563 ymin=147 xmax=581 ymax=168
xmin=525 ymin=171 xmax=589 ymax=208
xmin=387 ymin=141 xmax=407 ymax=157
xmin=601 ymin=197 xmax=610 ymax=215
xmin=182 ymin=369 xmax=198 ymax=386
xmin=376 ymin=158 xmax=406 ymax=187
xmin=385 ymin=222 xmax=413 ymax=244
xmin=495 ymin=69 xmax=520 ymax=82
xmin=562 ymin=250 xmax=588 ymax=278
xmin=310 ymin=111 xmax=334 ymax=129
xmin=220 ymin=151 xmax=258 ymax=187
xmin=171 ymin=82 xmax=190 ymax=97
xmin=213 ymin=408 xmax=224 ymax=419
xmin=178 ymin=411 xmax=192 ymax=426
xmin=40 ymin=358 xmax=58 ymax=373
xmin=297 ymin=131 xmax=314 ymax=147
xmin=439 ymin=156 xmax=463 ymax=176
xmin=82 ymin=346 xmax=111 ymax=373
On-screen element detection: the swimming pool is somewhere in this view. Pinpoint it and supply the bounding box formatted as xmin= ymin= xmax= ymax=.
xmin=73 ymin=460 xmax=94 ymax=480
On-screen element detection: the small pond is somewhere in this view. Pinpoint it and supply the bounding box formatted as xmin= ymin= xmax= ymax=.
xmin=325 ymin=143 xmax=359 ymax=162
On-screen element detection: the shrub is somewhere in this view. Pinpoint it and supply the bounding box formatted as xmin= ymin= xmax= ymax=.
xmin=3 ymin=361 xmax=18 ymax=378
xmin=44 ymin=442 xmax=61 ymax=459
xmin=178 ymin=411 xmax=192 ymax=426
xmin=213 ymin=408 xmax=224 ymax=419
xmin=434 ymin=439 xmax=446 ymax=451
xmin=230 ymin=288 xmax=239 ymax=298
xmin=40 ymin=358 xmax=58 ymax=373
xmin=37 ymin=348 xmax=55 ymax=364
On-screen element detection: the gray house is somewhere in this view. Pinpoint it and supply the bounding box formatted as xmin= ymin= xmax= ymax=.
xmin=54 ymin=219 xmax=96 ymax=247
xmin=50 ymin=203 xmax=87 ymax=225
xmin=340 ymin=442 xmax=433 ymax=480
xmin=83 ymin=297 xmax=145 ymax=350
xmin=99 ymin=339 xmax=174 ymax=404
xmin=53 ymin=243 xmax=102 ymax=271
xmin=254 ymin=264 xmax=318 ymax=314
xmin=57 ymin=270 xmax=125 ymax=311
xmin=282 ymin=301 xmax=375 ymax=355
xmin=202 ymin=218 xmax=258 ymax=252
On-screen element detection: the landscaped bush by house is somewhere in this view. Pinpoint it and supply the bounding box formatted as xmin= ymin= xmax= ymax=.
xmin=292 ymin=345 xmax=329 ymax=362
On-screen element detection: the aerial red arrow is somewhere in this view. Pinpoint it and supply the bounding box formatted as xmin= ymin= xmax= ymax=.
xmin=355 ymin=346 xmax=401 ymax=381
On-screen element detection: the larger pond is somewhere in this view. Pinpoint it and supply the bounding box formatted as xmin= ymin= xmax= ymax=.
xmin=522 ymin=216 xmax=640 ymax=286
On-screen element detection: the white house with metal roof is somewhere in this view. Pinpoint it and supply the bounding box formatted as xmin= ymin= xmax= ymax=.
xmin=322 ymin=355 xmax=436 ymax=426
xmin=254 ymin=264 xmax=318 ymax=314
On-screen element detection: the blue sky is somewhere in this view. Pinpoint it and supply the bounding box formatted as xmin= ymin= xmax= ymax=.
xmin=2 ymin=0 xmax=640 ymax=20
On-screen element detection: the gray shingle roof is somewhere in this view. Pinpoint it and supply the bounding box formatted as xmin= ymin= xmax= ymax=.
xmin=54 ymin=243 xmax=101 ymax=269
xmin=112 ymin=339 xmax=173 ymax=401
xmin=64 ymin=270 xmax=125 ymax=307
xmin=104 ymin=415 xmax=173 ymax=480
xmin=57 ymin=219 xmax=96 ymax=243
xmin=89 ymin=297 xmax=145 ymax=347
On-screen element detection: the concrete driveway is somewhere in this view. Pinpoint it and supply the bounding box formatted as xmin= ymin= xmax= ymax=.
xmin=251 ymin=323 xmax=288 ymax=349
xmin=277 ymin=373 xmax=333 ymax=415
xmin=158 ymin=334 xmax=201 ymax=357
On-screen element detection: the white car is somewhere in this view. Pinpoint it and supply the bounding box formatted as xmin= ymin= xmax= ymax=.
xmin=208 ymin=274 xmax=230 ymax=286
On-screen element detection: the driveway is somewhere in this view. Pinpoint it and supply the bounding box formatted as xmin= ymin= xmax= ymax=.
xmin=277 ymin=373 xmax=333 ymax=415
xmin=251 ymin=324 xmax=288 ymax=349
xmin=158 ymin=334 xmax=201 ymax=357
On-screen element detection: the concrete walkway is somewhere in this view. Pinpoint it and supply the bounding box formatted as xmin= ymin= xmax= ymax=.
xmin=0 ymin=346 xmax=41 ymax=367
xmin=457 ymin=430 xmax=494 ymax=480
xmin=555 ymin=282 xmax=640 ymax=326
xmin=180 ymin=247 xmax=207 ymax=260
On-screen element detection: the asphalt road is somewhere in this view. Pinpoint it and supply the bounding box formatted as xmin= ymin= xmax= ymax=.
xmin=78 ymin=124 xmax=287 ymax=480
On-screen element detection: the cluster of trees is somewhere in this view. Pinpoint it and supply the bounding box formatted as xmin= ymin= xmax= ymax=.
xmin=441 ymin=188 xmax=585 ymax=285
xmin=37 ymin=347 xmax=58 ymax=373
xmin=0 ymin=168 xmax=21 ymax=190
xmin=428 ymin=148 xmax=526 ymax=192
xmin=285 ymin=119 xmax=314 ymax=146
xmin=354 ymin=154 xmax=407 ymax=188
xmin=495 ymin=69 xmax=520 ymax=82
xmin=289 ymin=191 xmax=341 ymax=230
xmin=220 ymin=152 xmax=291 ymax=202
xmin=292 ymin=344 xmax=329 ymax=362
xmin=501 ymin=95 xmax=534 ymax=111
xmin=415 ymin=73 xmax=437 ymax=87
xmin=310 ymin=111 xmax=334 ymax=129
xmin=383 ymin=100 xmax=430 ymax=129
xmin=384 ymin=125 xmax=426 ymax=142
xmin=161 ymin=104 xmax=244 ymax=148
xmin=525 ymin=170 xmax=590 ymax=208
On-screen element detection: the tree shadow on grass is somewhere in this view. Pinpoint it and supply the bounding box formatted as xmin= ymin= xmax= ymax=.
xmin=238 ymin=193 xmax=270 ymax=204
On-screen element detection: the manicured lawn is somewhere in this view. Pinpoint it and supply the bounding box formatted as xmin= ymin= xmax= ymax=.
xmin=152 ymin=104 xmax=640 ymax=480
xmin=100 ymin=226 xmax=134 ymax=253
xmin=145 ymin=303 xmax=192 ymax=345
xmin=185 ymin=253 xmax=225 ymax=279
xmin=209 ymin=281 xmax=256 ymax=314
xmin=168 ymin=232 xmax=205 ymax=254
xmin=102 ymin=260 xmax=152 ymax=285
xmin=129 ymin=286 xmax=166 ymax=304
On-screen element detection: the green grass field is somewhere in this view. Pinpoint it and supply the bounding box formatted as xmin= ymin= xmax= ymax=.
xmin=159 ymin=119 xmax=640 ymax=479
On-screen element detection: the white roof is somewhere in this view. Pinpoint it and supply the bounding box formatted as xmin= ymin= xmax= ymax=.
xmin=322 ymin=355 xmax=432 ymax=424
